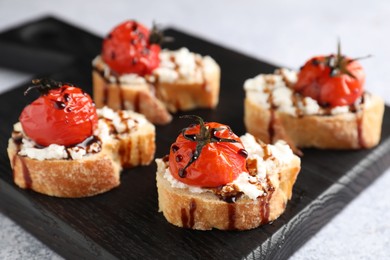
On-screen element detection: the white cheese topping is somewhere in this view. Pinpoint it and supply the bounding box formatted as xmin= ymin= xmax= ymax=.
xmin=93 ymin=56 xmax=147 ymax=84
xmin=19 ymin=138 xmax=68 ymax=161
xmin=97 ymin=106 xmax=147 ymax=135
xmin=93 ymin=49 xmax=218 ymax=86
xmin=154 ymin=47 xmax=218 ymax=84
xmin=119 ymin=73 xmax=147 ymax=84
xmin=156 ymin=159 xmax=205 ymax=194
xmin=15 ymin=107 xmax=147 ymax=161
xmin=244 ymin=68 xmax=360 ymax=116
xmin=231 ymin=172 xmax=264 ymax=199
xmin=159 ymin=133 xmax=295 ymax=200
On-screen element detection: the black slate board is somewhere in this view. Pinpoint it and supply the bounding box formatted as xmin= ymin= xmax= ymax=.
xmin=0 ymin=16 xmax=389 ymax=260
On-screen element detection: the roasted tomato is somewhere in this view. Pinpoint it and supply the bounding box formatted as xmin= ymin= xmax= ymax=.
xmin=102 ymin=20 xmax=162 ymax=76
xmin=294 ymin=43 xmax=366 ymax=107
xmin=19 ymin=79 xmax=98 ymax=147
xmin=169 ymin=116 xmax=248 ymax=187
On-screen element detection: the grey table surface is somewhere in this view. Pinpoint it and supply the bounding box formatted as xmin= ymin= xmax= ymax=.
xmin=0 ymin=0 xmax=389 ymax=259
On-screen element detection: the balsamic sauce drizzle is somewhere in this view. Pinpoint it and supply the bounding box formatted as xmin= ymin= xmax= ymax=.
xmin=181 ymin=199 xmax=197 ymax=228
xmin=93 ymin=50 xmax=207 ymax=111
xmin=177 ymin=121 xmax=241 ymax=178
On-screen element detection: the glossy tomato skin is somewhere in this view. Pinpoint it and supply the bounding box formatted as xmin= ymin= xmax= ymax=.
xmin=20 ymin=85 xmax=98 ymax=147
xmin=102 ymin=20 xmax=160 ymax=76
xmin=169 ymin=122 xmax=248 ymax=187
xmin=295 ymin=56 xmax=365 ymax=107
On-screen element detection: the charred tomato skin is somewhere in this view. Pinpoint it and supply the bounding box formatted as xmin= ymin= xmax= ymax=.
xmin=169 ymin=121 xmax=248 ymax=187
xmin=101 ymin=20 xmax=160 ymax=76
xmin=20 ymin=83 xmax=98 ymax=147
xmin=295 ymin=55 xmax=365 ymax=107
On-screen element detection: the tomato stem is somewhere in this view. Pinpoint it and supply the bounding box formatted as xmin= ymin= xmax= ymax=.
xmin=149 ymin=21 xmax=174 ymax=45
xmin=325 ymin=39 xmax=371 ymax=79
xmin=24 ymin=79 xmax=67 ymax=96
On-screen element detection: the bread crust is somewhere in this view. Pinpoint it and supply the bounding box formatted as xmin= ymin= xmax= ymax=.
xmin=155 ymin=67 xmax=220 ymax=113
xmin=117 ymin=122 xmax=156 ymax=167
xmin=244 ymin=94 xmax=385 ymax=149
xmin=7 ymin=113 xmax=156 ymax=198
xmin=8 ymin=140 xmax=121 ymax=198
xmin=92 ymin=54 xmax=220 ymax=124
xmin=92 ymin=70 xmax=172 ymax=125
xmin=156 ymin=156 xmax=300 ymax=230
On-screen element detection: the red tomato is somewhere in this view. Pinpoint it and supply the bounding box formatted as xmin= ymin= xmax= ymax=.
xmin=294 ymin=55 xmax=365 ymax=107
xmin=102 ymin=20 xmax=160 ymax=76
xmin=169 ymin=116 xmax=248 ymax=187
xmin=19 ymin=79 xmax=98 ymax=147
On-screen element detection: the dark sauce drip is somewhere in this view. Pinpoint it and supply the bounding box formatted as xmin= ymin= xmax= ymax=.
xmin=178 ymin=148 xmax=199 ymax=178
xmin=64 ymin=148 xmax=72 ymax=159
xmin=11 ymin=155 xmax=17 ymax=181
xmin=162 ymin=155 xmax=169 ymax=162
xmin=171 ymin=145 xmax=179 ymax=152
xmin=178 ymin=168 xmax=186 ymax=178
xmin=118 ymin=141 xmax=129 ymax=167
xmin=65 ymin=107 xmax=73 ymax=113
xmin=238 ymin=149 xmax=248 ymax=158
xmin=356 ymin=113 xmax=366 ymax=148
xmin=180 ymin=199 xmax=197 ymax=228
xmin=176 ymin=154 xmax=183 ymax=162
xmin=311 ymin=58 xmax=320 ymax=66
xmin=64 ymin=93 xmax=71 ymax=102
xmin=133 ymin=92 xmax=141 ymax=113
xmin=131 ymin=22 xmax=138 ymax=32
xmin=119 ymin=85 xmax=126 ymax=110
xmin=74 ymin=135 xmax=102 ymax=151
xmin=184 ymin=134 xmax=197 ymax=141
xmin=267 ymin=92 xmax=275 ymax=143
xmin=53 ymin=101 xmax=66 ymax=110
xmin=292 ymin=93 xmax=303 ymax=117
xmin=189 ymin=199 xmax=196 ymax=228
xmin=268 ymin=109 xmax=276 ymax=144
xmin=227 ymin=203 xmax=236 ymax=230
xmin=18 ymin=157 xmax=32 ymax=189
xmin=260 ymin=178 xmax=275 ymax=225
xmin=12 ymin=131 xmax=23 ymax=146
xmin=92 ymin=67 xmax=109 ymax=105
xmin=181 ymin=208 xmax=189 ymax=228
xmin=103 ymin=83 xmax=109 ymax=105
xmin=219 ymin=192 xmax=242 ymax=203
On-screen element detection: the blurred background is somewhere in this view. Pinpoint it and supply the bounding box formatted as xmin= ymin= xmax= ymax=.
xmin=0 ymin=0 xmax=389 ymax=259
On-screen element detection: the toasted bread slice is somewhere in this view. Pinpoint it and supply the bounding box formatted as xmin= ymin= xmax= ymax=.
xmin=244 ymin=69 xmax=385 ymax=149
xmin=7 ymin=107 xmax=155 ymax=198
xmin=156 ymin=134 xmax=301 ymax=230
xmin=7 ymin=139 xmax=121 ymax=197
xmin=92 ymin=48 xmax=220 ymax=124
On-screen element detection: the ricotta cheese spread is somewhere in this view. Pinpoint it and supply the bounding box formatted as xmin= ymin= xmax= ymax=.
xmin=93 ymin=48 xmax=219 ymax=85
xmin=15 ymin=107 xmax=147 ymax=161
xmin=244 ymin=68 xmax=365 ymax=116
xmin=159 ymin=133 xmax=296 ymax=200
